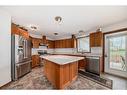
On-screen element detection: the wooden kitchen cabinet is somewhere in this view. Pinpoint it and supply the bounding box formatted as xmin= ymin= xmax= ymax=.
xmin=11 ymin=24 xmax=29 ymax=39
xmin=78 ymin=59 xmax=86 ymax=69
xmin=11 ymin=24 xmax=20 ymax=35
xmin=54 ymin=40 xmax=59 ymax=48
xmin=95 ymin=32 xmax=103 ymax=46
xmin=65 ymin=39 xmax=71 ymax=48
xmin=90 ymin=33 xmax=95 ymax=47
xmin=44 ymin=59 xmax=78 ymax=89
xmin=32 ymin=55 xmax=40 ymax=68
xmin=71 ymin=38 xmax=77 ymax=48
xmin=90 ymin=31 xmax=103 ymax=47
xmin=47 ymin=40 xmax=55 ymax=48
xmin=20 ymin=29 xmax=29 ymax=40
xmin=54 ymin=38 xmax=76 ymax=48
xmin=31 ymin=36 xmax=76 ymax=49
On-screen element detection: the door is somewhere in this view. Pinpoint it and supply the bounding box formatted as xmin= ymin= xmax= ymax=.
xmin=105 ymin=31 xmax=127 ymax=78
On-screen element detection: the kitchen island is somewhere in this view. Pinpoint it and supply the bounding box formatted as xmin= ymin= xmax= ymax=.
xmin=40 ymin=55 xmax=84 ymax=89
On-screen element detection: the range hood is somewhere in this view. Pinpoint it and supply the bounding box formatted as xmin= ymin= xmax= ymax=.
xmin=39 ymin=43 xmax=48 ymax=46
xmin=39 ymin=35 xmax=48 ymax=46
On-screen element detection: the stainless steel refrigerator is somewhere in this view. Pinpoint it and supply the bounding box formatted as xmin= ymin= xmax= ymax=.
xmin=11 ymin=34 xmax=32 ymax=81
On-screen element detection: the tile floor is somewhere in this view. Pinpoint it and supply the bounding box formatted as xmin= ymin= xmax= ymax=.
xmin=101 ymin=73 xmax=127 ymax=90
xmin=1 ymin=66 xmax=109 ymax=90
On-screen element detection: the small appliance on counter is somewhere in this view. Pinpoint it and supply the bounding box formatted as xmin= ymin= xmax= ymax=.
xmin=11 ymin=34 xmax=32 ymax=81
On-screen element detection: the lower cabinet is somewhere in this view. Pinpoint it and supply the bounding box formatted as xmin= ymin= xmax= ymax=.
xmin=44 ymin=59 xmax=78 ymax=89
xmin=32 ymin=55 xmax=40 ymax=68
xmin=78 ymin=59 xmax=86 ymax=69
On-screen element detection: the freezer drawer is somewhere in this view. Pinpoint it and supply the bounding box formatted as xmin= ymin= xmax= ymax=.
xmin=16 ymin=60 xmax=32 ymax=79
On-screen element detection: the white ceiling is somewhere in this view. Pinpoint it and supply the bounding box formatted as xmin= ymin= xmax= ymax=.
xmin=1 ymin=6 xmax=127 ymax=39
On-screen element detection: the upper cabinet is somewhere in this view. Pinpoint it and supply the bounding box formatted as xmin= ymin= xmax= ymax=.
xmin=54 ymin=35 xmax=76 ymax=48
xmin=90 ymin=31 xmax=103 ymax=47
xmin=71 ymin=34 xmax=77 ymax=48
xmin=11 ymin=24 xmax=29 ymax=39
xmin=47 ymin=40 xmax=55 ymax=49
xmin=31 ymin=35 xmax=47 ymax=48
xmin=54 ymin=38 xmax=76 ymax=48
xmin=11 ymin=24 xmax=20 ymax=35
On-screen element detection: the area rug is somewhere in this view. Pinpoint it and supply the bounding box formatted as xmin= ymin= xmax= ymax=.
xmin=78 ymin=70 xmax=113 ymax=89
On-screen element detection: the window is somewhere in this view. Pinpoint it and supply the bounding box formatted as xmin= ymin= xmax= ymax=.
xmin=77 ymin=36 xmax=90 ymax=52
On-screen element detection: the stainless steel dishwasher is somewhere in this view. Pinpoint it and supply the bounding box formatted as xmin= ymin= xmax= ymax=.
xmin=85 ymin=56 xmax=100 ymax=75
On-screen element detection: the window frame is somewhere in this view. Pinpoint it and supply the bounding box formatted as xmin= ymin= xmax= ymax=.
xmin=77 ymin=36 xmax=91 ymax=53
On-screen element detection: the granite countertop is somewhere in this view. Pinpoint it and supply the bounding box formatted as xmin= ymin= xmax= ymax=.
xmin=40 ymin=55 xmax=84 ymax=65
xmin=51 ymin=53 xmax=102 ymax=57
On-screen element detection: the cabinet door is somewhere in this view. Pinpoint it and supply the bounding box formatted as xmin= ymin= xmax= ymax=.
xmin=90 ymin=33 xmax=95 ymax=47
xmin=20 ymin=29 xmax=29 ymax=39
xmin=32 ymin=55 xmax=40 ymax=68
xmin=65 ymin=39 xmax=70 ymax=48
xmin=54 ymin=40 xmax=58 ymax=48
xmin=11 ymin=24 xmax=20 ymax=35
xmin=62 ymin=39 xmax=66 ymax=48
xmin=58 ymin=40 xmax=62 ymax=48
xmin=90 ymin=32 xmax=103 ymax=47
xmin=78 ymin=59 xmax=86 ymax=69
xmin=95 ymin=32 xmax=103 ymax=47
xmin=71 ymin=38 xmax=77 ymax=48
xmin=55 ymin=40 xmax=60 ymax=48
xmin=48 ymin=40 xmax=54 ymax=48
xmin=69 ymin=39 xmax=73 ymax=48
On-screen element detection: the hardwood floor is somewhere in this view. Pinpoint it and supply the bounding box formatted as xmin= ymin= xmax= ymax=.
xmin=101 ymin=73 xmax=127 ymax=89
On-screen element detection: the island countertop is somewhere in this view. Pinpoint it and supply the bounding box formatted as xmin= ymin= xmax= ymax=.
xmin=40 ymin=55 xmax=84 ymax=65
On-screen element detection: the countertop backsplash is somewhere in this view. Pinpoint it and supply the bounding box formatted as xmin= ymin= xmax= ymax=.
xmin=53 ymin=48 xmax=77 ymax=54
xmin=90 ymin=47 xmax=102 ymax=55
xmin=32 ymin=47 xmax=102 ymax=56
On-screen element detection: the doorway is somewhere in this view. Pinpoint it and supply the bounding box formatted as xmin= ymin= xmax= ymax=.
xmin=104 ymin=31 xmax=127 ymax=78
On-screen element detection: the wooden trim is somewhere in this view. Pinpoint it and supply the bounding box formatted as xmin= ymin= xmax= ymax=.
xmin=102 ymin=28 xmax=127 ymax=72
xmin=76 ymin=35 xmax=89 ymax=39
xmin=103 ymin=28 xmax=127 ymax=35
xmin=0 ymin=81 xmax=12 ymax=89
xmin=104 ymin=72 xmax=127 ymax=79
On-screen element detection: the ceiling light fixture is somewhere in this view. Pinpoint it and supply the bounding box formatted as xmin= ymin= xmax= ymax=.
xmin=26 ymin=24 xmax=39 ymax=32
xmin=55 ymin=16 xmax=62 ymax=23
xmin=31 ymin=26 xmax=37 ymax=30
xmin=54 ymin=33 xmax=58 ymax=35
xmin=96 ymin=28 xmax=102 ymax=32
xmin=79 ymin=30 xmax=84 ymax=33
